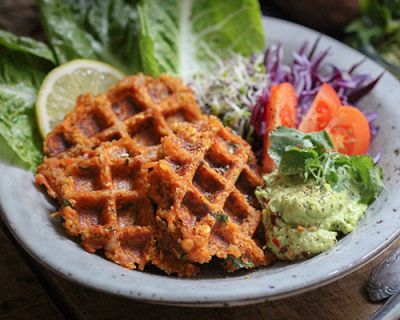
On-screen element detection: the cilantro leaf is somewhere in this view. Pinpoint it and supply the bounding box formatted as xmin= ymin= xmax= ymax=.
xmin=225 ymin=255 xmax=254 ymax=270
xmin=268 ymin=126 xmax=333 ymax=168
xmin=351 ymin=156 xmax=384 ymax=204
xmin=268 ymin=127 xmax=384 ymax=205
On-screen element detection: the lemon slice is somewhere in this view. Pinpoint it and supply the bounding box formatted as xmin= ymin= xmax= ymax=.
xmin=36 ymin=59 xmax=125 ymax=137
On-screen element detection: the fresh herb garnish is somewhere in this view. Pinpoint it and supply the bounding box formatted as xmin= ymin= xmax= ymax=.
xmin=268 ymin=127 xmax=384 ymax=205
xmin=61 ymin=198 xmax=75 ymax=209
xmin=225 ymin=255 xmax=254 ymax=270
xmin=211 ymin=212 xmax=229 ymax=223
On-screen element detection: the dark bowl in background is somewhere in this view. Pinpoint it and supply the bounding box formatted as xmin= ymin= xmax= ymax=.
xmin=270 ymin=0 xmax=360 ymax=34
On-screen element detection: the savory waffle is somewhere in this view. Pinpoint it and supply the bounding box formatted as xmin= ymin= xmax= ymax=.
xmin=44 ymin=73 xmax=204 ymax=157
xmin=149 ymin=117 xmax=269 ymax=271
xmin=37 ymin=138 xmax=198 ymax=276
xmin=37 ymin=139 xmax=154 ymax=269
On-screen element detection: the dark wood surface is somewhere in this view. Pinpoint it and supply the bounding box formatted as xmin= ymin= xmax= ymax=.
xmin=0 ymin=1 xmax=394 ymax=319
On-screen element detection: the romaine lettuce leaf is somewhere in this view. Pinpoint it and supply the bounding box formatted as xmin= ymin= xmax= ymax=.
xmin=0 ymin=30 xmax=55 ymax=170
xmin=138 ymin=0 xmax=265 ymax=78
xmin=38 ymin=0 xmax=142 ymax=74
xmin=0 ymin=30 xmax=56 ymax=63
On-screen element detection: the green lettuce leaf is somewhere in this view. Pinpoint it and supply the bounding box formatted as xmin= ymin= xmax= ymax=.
xmin=268 ymin=127 xmax=383 ymax=205
xmin=38 ymin=0 xmax=142 ymax=74
xmin=0 ymin=30 xmax=55 ymax=170
xmin=138 ymin=0 xmax=265 ymax=78
xmin=0 ymin=30 xmax=56 ymax=63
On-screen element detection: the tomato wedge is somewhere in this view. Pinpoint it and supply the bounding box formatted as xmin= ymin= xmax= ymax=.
xmin=263 ymin=83 xmax=298 ymax=173
xmin=298 ymin=83 xmax=341 ymax=132
xmin=325 ymin=106 xmax=371 ymax=155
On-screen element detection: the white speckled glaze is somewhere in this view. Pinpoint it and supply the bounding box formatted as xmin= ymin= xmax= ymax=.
xmin=1 ymin=18 xmax=400 ymax=307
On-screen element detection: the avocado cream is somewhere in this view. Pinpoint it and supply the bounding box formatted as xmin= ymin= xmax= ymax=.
xmin=256 ymin=172 xmax=367 ymax=260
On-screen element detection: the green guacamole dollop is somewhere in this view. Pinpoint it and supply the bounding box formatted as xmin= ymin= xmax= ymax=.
xmin=255 ymin=172 xmax=367 ymax=260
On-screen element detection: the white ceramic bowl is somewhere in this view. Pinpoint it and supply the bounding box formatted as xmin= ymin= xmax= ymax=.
xmin=1 ymin=17 xmax=400 ymax=307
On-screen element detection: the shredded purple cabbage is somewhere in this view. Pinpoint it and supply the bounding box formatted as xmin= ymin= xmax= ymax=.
xmin=251 ymin=39 xmax=383 ymax=140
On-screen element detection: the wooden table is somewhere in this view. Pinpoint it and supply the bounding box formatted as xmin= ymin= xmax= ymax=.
xmin=0 ymin=1 xmax=394 ymax=319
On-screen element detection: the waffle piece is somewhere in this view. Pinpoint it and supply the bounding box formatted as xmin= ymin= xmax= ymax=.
xmin=37 ymin=138 xmax=198 ymax=276
xmin=149 ymin=117 xmax=269 ymax=271
xmin=37 ymin=139 xmax=153 ymax=269
xmin=44 ymin=73 xmax=204 ymax=158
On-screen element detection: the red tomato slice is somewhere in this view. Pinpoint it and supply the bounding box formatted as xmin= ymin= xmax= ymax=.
xmin=263 ymin=83 xmax=298 ymax=173
xmin=325 ymin=106 xmax=371 ymax=155
xmin=298 ymin=83 xmax=341 ymax=132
